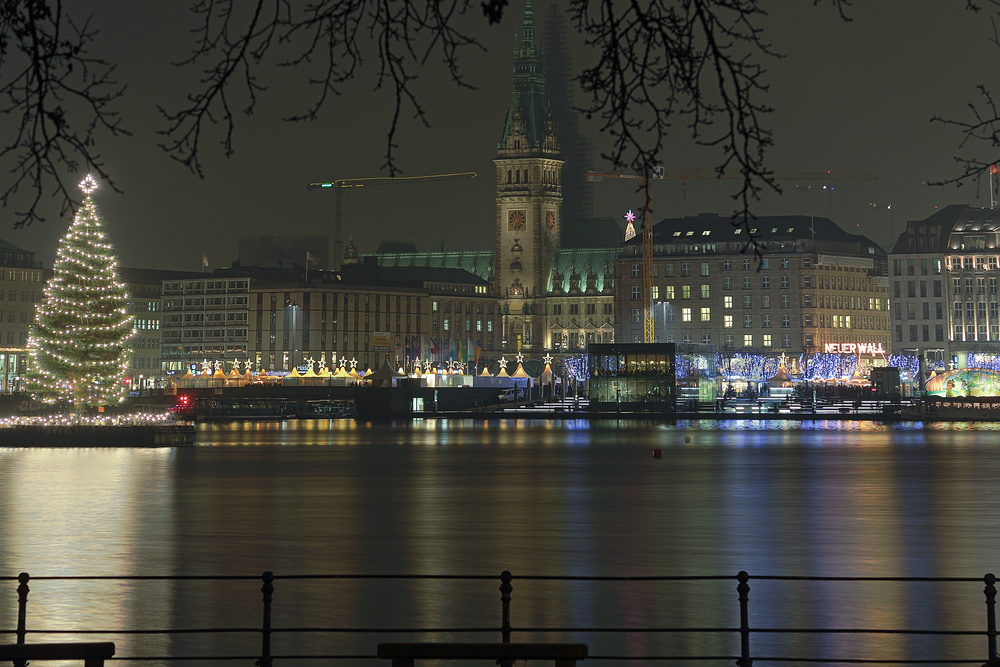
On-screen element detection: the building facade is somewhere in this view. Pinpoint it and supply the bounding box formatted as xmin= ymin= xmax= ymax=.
xmin=0 ymin=239 xmax=43 ymax=392
xmin=615 ymin=214 xmax=890 ymax=364
xmin=888 ymin=205 xmax=1000 ymax=380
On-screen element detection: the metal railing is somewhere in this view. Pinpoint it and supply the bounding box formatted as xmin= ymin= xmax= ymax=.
xmin=1 ymin=571 xmax=996 ymax=665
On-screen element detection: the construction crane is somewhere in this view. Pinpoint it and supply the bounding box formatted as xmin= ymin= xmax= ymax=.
xmin=586 ymin=167 xmax=878 ymax=344
xmin=307 ymin=172 xmax=477 ymax=270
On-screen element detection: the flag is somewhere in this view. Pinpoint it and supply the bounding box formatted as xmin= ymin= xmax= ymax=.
xmin=306 ymin=251 xmax=316 ymax=264
xmin=202 ymin=252 xmax=209 ymax=268
xmin=430 ymin=337 xmax=438 ymax=358
xmin=992 ymin=164 xmax=998 ymax=175
xmin=475 ymin=339 xmax=483 ymax=365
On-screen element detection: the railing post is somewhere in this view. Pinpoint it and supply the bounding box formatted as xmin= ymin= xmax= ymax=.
xmin=736 ymin=571 xmax=752 ymax=667
xmin=499 ymin=570 xmax=512 ymax=643
xmin=260 ymin=571 xmax=274 ymax=667
xmin=986 ymin=573 xmax=997 ymax=660
xmin=14 ymin=572 xmax=29 ymax=667
xmin=499 ymin=571 xmax=513 ymax=667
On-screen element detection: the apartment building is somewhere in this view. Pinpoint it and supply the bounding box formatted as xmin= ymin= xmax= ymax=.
xmin=615 ymin=213 xmax=890 ymax=361
xmin=0 ymin=238 xmax=44 ymax=392
xmin=888 ymin=204 xmax=1000 ymax=377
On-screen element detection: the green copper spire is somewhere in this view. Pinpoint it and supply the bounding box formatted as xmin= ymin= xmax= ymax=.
xmin=497 ymin=0 xmax=556 ymax=154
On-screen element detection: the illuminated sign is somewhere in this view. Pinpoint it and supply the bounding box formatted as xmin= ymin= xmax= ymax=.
xmin=824 ymin=342 xmax=886 ymax=355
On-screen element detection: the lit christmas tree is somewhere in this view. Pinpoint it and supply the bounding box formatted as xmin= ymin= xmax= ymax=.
xmin=26 ymin=175 xmax=134 ymax=407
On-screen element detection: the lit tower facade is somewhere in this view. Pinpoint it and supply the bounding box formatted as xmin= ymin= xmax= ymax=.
xmin=494 ymin=0 xmax=563 ymax=353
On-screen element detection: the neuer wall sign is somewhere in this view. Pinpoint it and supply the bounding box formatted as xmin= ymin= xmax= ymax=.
xmin=824 ymin=342 xmax=886 ymax=355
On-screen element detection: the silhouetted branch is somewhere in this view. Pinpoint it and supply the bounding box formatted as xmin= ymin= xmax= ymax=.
xmin=0 ymin=0 xmax=128 ymax=228
xmin=158 ymin=0 xmax=483 ymax=177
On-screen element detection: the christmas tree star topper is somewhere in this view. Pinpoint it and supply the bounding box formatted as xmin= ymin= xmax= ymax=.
xmin=79 ymin=174 xmax=99 ymax=195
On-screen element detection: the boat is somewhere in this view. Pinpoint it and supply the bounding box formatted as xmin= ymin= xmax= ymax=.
xmin=295 ymin=399 xmax=356 ymax=419
xmin=170 ymin=397 xmax=291 ymax=421
xmin=902 ymin=396 xmax=1000 ymax=421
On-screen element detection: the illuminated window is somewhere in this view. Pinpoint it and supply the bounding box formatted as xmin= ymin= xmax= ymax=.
xmin=763 ymin=334 xmax=772 ymax=347
xmin=724 ymin=315 xmax=733 ymax=328
xmin=682 ymin=307 xmax=692 ymax=322
xmin=724 ymin=296 xmax=733 ymax=309
xmin=701 ymin=307 xmax=711 ymax=322
xmin=743 ymin=334 xmax=753 ymax=347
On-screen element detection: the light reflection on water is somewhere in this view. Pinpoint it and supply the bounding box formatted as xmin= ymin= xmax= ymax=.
xmin=1 ymin=418 xmax=998 ymax=666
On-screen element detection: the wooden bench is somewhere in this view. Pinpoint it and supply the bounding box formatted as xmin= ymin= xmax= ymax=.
xmin=0 ymin=642 xmax=115 ymax=667
xmin=378 ymin=643 xmax=587 ymax=667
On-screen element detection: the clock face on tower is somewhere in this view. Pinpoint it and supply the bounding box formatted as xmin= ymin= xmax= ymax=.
xmin=508 ymin=210 xmax=526 ymax=231
xmin=545 ymin=210 xmax=555 ymax=230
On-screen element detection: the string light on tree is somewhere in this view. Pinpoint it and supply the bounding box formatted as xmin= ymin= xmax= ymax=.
xmin=25 ymin=175 xmax=134 ymax=407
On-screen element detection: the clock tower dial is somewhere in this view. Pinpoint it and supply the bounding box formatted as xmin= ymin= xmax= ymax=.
xmin=545 ymin=210 xmax=555 ymax=231
xmin=508 ymin=209 xmax=526 ymax=231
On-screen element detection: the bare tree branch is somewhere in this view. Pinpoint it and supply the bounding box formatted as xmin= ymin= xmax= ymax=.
xmin=0 ymin=0 xmax=128 ymax=228
xmin=158 ymin=0 xmax=484 ymax=177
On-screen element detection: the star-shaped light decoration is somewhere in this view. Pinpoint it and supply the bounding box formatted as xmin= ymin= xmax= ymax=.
xmin=515 ymin=352 xmax=524 ymax=365
xmin=543 ymin=353 xmax=553 ymax=365
xmin=422 ymin=359 xmax=431 ymax=372
xmin=350 ymin=357 xmax=358 ymax=369
xmin=499 ymin=356 xmax=507 ymax=367
xmin=624 ymin=209 xmax=636 ymax=224
xmin=79 ymin=174 xmax=99 ymax=195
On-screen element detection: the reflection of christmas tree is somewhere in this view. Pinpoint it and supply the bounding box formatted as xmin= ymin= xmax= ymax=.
xmin=26 ymin=175 xmax=133 ymax=406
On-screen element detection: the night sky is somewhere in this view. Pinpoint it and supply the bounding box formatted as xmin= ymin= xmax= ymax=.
xmin=5 ymin=1 xmax=999 ymax=270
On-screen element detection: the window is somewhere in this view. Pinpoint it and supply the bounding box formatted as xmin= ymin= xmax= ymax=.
xmin=907 ymin=303 xmax=916 ymax=320
xmin=665 ymin=263 xmax=674 ymax=277
xmin=701 ymin=284 xmax=710 ymax=298
xmin=992 ymin=302 xmax=998 ymax=318
xmin=953 ymin=278 xmax=961 ymax=295
xmin=724 ymin=259 xmax=732 ymax=270
xmin=664 ymin=286 xmax=675 ymax=300
xmin=763 ymin=334 xmax=772 ymax=347
xmin=631 ymin=286 xmax=641 ymax=300
xmin=910 ymin=325 xmax=918 ymax=342
xmin=744 ymin=314 xmax=752 ymax=328
xmin=781 ymin=314 xmax=790 ymax=328
xmin=804 ymin=295 xmax=813 ymax=307
xmin=682 ymin=285 xmax=692 ymax=299
xmin=702 ymin=333 xmax=712 ymax=344
xmin=682 ymin=307 xmax=692 ymax=322
xmin=991 ymin=277 xmax=998 ymax=294
xmin=780 ymin=295 xmax=790 ymax=308
xmin=780 ymin=275 xmax=789 ymax=289
xmin=631 ymin=309 xmax=641 ymax=323
xmin=762 ymin=295 xmax=771 ymax=308
xmin=700 ymin=262 xmax=709 ymax=276
xmin=743 ymin=295 xmax=752 ymax=308
xmin=803 ymin=275 xmax=812 ymax=288
xmin=742 ymin=276 xmax=751 ymax=289
xmin=968 ymin=301 xmax=975 ymax=318
xmin=743 ymin=334 xmax=753 ymax=347
xmin=762 ymin=314 xmax=771 ymax=328
xmin=724 ymin=315 xmax=733 ymax=329
xmin=651 ymin=286 xmax=659 ymax=300
xmin=724 ymin=276 xmax=733 ymax=290
xmin=921 ymin=258 xmax=928 ymax=275
xmin=934 ymin=280 xmax=942 ymax=297
xmin=725 ymin=334 xmax=734 ymax=346
xmin=681 ymin=263 xmax=690 ymax=276
xmin=631 ymin=264 xmax=640 ymax=278
xmin=742 ymin=259 xmax=751 ymax=270
xmin=701 ymin=307 xmax=711 ymax=322
xmin=980 ymin=278 xmax=987 ymax=294
xmin=893 ymin=259 xmax=902 ymax=276
xmin=762 ymin=258 xmax=770 ymax=270
xmin=922 ymin=303 xmax=930 ymax=320
xmin=967 ymin=278 xmax=974 ymax=294
xmin=779 ymin=258 xmax=789 ymax=269
xmin=954 ymin=302 xmax=963 ymax=320
xmin=936 ymin=324 xmax=944 ymax=341
xmin=979 ymin=302 xmax=987 ymax=318
xmin=724 ymin=296 xmax=733 ymax=309
xmin=782 ymin=333 xmax=791 ymax=347
xmin=907 ymin=259 xmax=916 ymax=276
xmin=761 ymin=276 xmax=770 ymax=289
